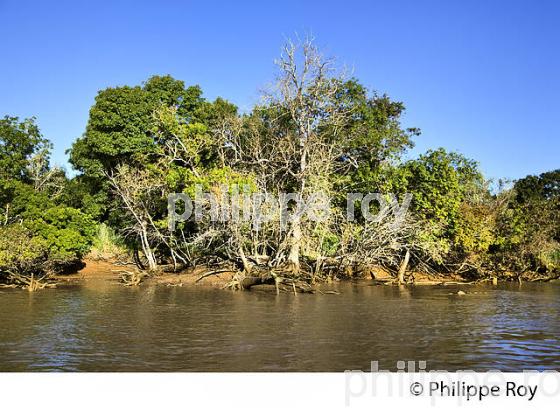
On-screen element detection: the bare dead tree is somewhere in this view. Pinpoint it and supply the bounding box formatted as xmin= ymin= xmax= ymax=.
xmin=212 ymin=37 xmax=355 ymax=274
xmin=106 ymin=165 xmax=164 ymax=271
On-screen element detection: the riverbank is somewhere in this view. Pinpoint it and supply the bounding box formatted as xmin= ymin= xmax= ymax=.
xmin=53 ymin=258 xmax=497 ymax=290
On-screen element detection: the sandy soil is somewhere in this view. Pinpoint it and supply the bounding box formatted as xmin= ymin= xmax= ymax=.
xmin=55 ymin=259 xmax=235 ymax=287
xmin=57 ymin=258 xmax=472 ymax=289
xmin=54 ymin=259 xmax=120 ymax=281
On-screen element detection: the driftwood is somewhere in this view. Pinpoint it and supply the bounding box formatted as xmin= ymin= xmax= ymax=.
xmin=226 ymin=267 xmax=318 ymax=295
xmin=115 ymin=269 xmax=150 ymax=286
xmin=240 ymin=276 xmax=267 ymax=289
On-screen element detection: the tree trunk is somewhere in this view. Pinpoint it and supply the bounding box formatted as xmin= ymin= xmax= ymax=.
xmin=238 ymin=243 xmax=252 ymax=274
xmin=287 ymin=132 xmax=307 ymax=275
xmin=398 ymin=249 xmax=410 ymax=284
xmin=288 ymin=217 xmax=301 ymax=273
xmin=139 ymin=226 xmax=157 ymax=271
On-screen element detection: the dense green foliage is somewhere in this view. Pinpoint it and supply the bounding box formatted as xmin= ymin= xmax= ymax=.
xmin=0 ymin=116 xmax=47 ymax=181
xmin=0 ymin=116 xmax=96 ymax=281
xmin=2 ymin=43 xmax=558 ymax=286
xmin=491 ymin=170 xmax=560 ymax=274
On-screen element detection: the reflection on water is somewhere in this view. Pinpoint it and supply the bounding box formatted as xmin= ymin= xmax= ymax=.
xmin=0 ymin=280 xmax=559 ymax=371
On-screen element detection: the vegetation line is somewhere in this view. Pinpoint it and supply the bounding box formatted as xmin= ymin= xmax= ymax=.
xmin=1 ymin=38 xmax=558 ymax=290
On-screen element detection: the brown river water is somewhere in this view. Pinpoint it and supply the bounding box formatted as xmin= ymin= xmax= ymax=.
xmin=0 ymin=279 xmax=559 ymax=371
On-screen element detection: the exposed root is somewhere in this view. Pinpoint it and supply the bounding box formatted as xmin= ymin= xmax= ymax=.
xmin=224 ymin=266 xmax=320 ymax=294
xmin=5 ymin=272 xmax=56 ymax=291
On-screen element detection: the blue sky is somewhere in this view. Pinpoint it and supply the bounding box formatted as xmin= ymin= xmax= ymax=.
xmin=0 ymin=0 xmax=558 ymax=180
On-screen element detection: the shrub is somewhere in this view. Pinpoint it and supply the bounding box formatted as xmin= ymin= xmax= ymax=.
xmin=0 ymin=225 xmax=48 ymax=277
xmin=23 ymin=205 xmax=96 ymax=261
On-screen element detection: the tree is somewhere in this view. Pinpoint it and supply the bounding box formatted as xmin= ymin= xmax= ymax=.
xmin=492 ymin=170 xmax=560 ymax=275
xmin=0 ymin=116 xmax=96 ymax=286
xmin=106 ymin=164 xmax=164 ymax=271
xmin=403 ymin=148 xmax=484 ymax=232
xmin=255 ymin=38 xmax=353 ymax=272
xmin=68 ymin=75 xmax=209 ymax=222
xmin=514 ymin=169 xmax=560 ymax=204
xmin=0 ymin=116 xmax=51 ymax=182
xmin=69 ymin=75 xmax=204 ymax=176
xmin=336 ymin=80 xmax=420 ymax=194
